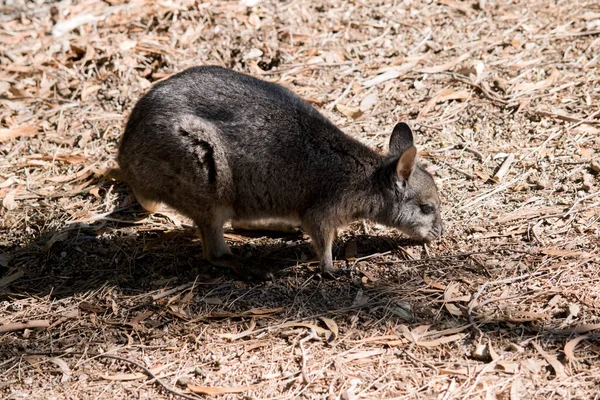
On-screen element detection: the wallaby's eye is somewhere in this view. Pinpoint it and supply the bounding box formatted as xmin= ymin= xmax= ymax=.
xmin=420 ymin=204 xmax=435 ymax=215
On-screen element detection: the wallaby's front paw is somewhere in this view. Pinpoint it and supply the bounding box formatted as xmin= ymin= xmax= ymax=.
xmin=209 ymin=254 xmax=272 ymax=281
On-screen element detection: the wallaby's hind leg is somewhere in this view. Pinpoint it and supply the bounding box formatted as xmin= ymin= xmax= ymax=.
xmin=194 ymin=208 xmax=232 ymax=264
xmin=132 ymin=189 xmax=161 ymax=213
xmin=303 ymin=221 xmax=336 ymax=276
xmin=195 ymin=209 xmax=272 ymax=280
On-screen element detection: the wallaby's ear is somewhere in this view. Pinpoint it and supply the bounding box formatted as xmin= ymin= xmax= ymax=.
xmin=396 ymin=146 xmax=417 ymax=181
xmin=389 ymin=122 xmax=414 ymax=156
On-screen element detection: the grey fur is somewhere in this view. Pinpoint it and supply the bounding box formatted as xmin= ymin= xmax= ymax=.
xmin=117 ymin=66 xmax=443 ymax=275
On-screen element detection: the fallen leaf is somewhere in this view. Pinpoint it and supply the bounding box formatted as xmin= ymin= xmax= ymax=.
xmin=101 ymin=364 xmax=170 ymax=381
xmin=359 ymin=93 xmax=378 ymax=110
xmin=0 ymin=269 xmax=23 ymax=288
xmin=420 ymin=52 xmax=472 ymax=73
xmin=510 ymin=377 xmax=524 ymax=400
xmin=79 ymin=301 xmax=107 ymax=314
xmin=280 ymin=322 xmax=327 ymax=337
xmin=45 ymin=231 xmax=72 ymax=251
xmin=361 ymin=63 xmax=416 ymax=88
xmin=520 ymin=358 xmax=545 ymax=374
xmin=217 ymin=318 xmax=256 ymax=340
xmin=497 ymin=361 xmax=519 ymax=374
xmin=336 ymin=103 xmax=363 ymax=119
xmin=531 ymin=341 xmax=566 ymax=378
xmin=444 ymin=283 xmax=464 ymax=316
xmin=513 ymin=68 xmax=559 ymax=92
xmin=418 ymin=88 xmax=470 ymax=119
xmin=0 ymin=125 xmax=39 ymax=142
xmin=579 ymin=147 xmax=592 ymax=159
xmin=564 ymin=334 xmax=592 ymax=362
xmin=539 ymin=248 xmax=592 ymax=258
xmin=319 ymin=317 xmax=339 ymax=341
xmin=187 ymin=383 xmax=255 ymax=395
xmin=573 ymin=323 xmax=600 ymax=334
xmin=339 ymin=349 xmax=386 ymax=363
xmin=2 ymin=190 xmax=17 ymax=210
xmin=416 ymin=333 xmax=467 ymax=348
xmin=81 ymin=84 xmax=102 ymax=101
xmin=49 ymin=358 xmax=72 ymax=383
xmin=423 ymin=275 xmax=446 ymax=290
xmin=248 ymin=307 xmax=284 ymax=315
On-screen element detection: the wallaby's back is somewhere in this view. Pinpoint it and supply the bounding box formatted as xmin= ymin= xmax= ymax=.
xmin=118 ymin=66 xmax=381 ymax=220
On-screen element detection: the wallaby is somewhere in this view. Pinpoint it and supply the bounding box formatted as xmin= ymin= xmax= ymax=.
xmin=116 ymin=66 xmax=443 ymax=277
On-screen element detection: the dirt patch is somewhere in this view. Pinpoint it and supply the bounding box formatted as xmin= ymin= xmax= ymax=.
xmin=1 ymin=0 xmax=599 ymax=398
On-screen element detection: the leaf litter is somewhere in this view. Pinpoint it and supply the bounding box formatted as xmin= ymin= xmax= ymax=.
xmin=1 ymin=0 xmax=599 ymax=399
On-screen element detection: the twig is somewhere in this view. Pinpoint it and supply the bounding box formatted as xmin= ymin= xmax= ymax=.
xmin=98 ymin=354 xmax=200 ymax=400
xmin=151 ymin=282 xmax=195 ymax=301
xmin=458 ymin=169 xmax=534 ymax=211
xmin=493 ymin=153 xmax=515 ymax=182
xmin=0 ymin=320 xmax=50 ymax=333
xmin=564 ymin=190 xmax=600 ymax=217
xmin=467 ymin=272 xmax=545 ymax=324
xmin=326 ymin=78 xmax=356 ymax=111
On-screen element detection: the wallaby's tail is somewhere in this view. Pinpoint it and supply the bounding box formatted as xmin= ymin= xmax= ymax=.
xmin=103 ymin=167 xmax=126 ymax=182
xmin=103 ymin=168 xmax=161 ymax=213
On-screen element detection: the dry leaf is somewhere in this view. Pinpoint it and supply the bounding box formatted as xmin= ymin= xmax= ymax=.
xmin=520 ymin=358 xmax=544 ymax=374
xmin=101 ymin=364 xmax=170 ymax=381
xmin=217 ymin=318 xmax=256 ymax=340
xmin=539 ymin=248 xmax=592 ymax=258
xmin=340 ymin=349 xmax=386 ymax=363
xmin=496 ymin=361 xmax=519 ymax=374
xmin=319 ymin=317 xmax=339 ymax=341
xmin=579 ymin=147 xmax=593 ymax=159
xmin=280 ymin=322 xmax=327 ymax=336
xmin=444 ymin=283 xmax=464 ymax=316
xmin=81 ymin=84 xmax=102 ymax=101
xmin=248 ymin=307 xmax=284 ymax=315
xmin=359 ymin=93 xmax=378 ymax=110
xmin=0 ymin=125 xmax=39 ymax=142
xmin=573 ymin=323 xmax=600 ymax=334
xmin=49 ymin=358 xmax=72 ymax=383
xmin=510 ymin=377 xmax=524 ymax=400
xmin=0 ymin=269 xmax=24 ymax=288
xmin=418 ymin=88 xmax=470 ymax=119
xmin=564 ymin=334 xmax=592 ymax=362
xmin=2 ymin=190 xmax=18 ymax=210
xmin=361 ymin=63 xmax=415 ymax=88
xmin=45 ymin=231 xmax=71 ymax=251
xmin=513 ymin=68 xmax=559 ymax=92
xmin=531 ymin=341 xmax=566 ymax=378
xmin=420 ymin=52 xmax=472 ymax=73
xmin=423 ymin=275 xmax=446 ymax=290
xmin=416 ymin=333 xmax=467 ymax=348
xmin=336 ymin=103 xmax=363 ymax=119
xmin=187 ymin=383 xmax=255 ymax=395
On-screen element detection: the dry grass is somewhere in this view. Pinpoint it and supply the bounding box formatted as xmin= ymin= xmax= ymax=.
xmin=1 ymin=0 xmax=599 ymax=399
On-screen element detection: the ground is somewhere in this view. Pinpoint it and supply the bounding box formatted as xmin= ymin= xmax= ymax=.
xmin=1 ymin=0 xmax=599 ymax=399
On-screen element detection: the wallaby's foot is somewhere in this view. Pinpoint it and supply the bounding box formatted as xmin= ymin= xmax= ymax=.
xmin=319 ymin=261 xmax=342 ymax=279
xmin=208 ymin=253 xmax=273 ymax=281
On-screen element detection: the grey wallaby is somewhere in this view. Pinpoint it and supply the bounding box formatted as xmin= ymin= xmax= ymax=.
xmin=116 ymin=66 xmax=443 ymax=277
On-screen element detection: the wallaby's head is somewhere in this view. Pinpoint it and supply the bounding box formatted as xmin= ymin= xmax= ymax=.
xmin=372 ymin=123 xmax=443 ymax=242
